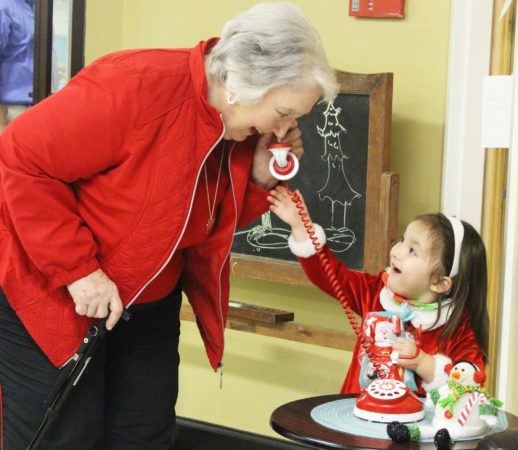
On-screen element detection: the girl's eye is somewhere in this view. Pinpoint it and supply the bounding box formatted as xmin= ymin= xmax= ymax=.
xmin=278 ymin=112 xmax=289 ymax=118
xmin=409 ymin=247 xmax=417 ymax=256
xmin=399 ymin=236 xmax=404 ymax=243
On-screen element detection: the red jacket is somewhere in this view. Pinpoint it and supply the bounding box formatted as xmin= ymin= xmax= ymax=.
xmin=298 ymin=247 xmax=485 ymax=394
xmin=0 ymin=39 xmax=268 ymax=369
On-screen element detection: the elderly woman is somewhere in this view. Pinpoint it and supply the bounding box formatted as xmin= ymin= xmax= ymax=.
xmin=0 ymin=2 xmax=337 ymax=448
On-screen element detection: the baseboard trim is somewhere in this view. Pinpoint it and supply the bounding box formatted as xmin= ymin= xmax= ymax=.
xmin=173 ymin=416 xmax=311 ymax=449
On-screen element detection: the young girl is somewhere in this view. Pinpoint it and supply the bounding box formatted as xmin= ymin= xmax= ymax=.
xmin=268 ymin=186 xmax=489 ymax=395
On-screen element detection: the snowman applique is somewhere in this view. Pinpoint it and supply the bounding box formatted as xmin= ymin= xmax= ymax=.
xmin=387 ymin=361 xmax=502 ymax=448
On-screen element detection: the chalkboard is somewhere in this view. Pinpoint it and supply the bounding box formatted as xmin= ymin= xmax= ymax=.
xmin=230 ymin=71 xmax=398 ymax=286
xmin=233 ymin=95 xmax=369 ymax=268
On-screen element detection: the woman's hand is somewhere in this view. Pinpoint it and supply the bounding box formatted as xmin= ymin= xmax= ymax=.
xmin=67 ymin=268 xmax=124 ymax=330
xmin=251 ymin=127 xmax=303 ymax=189
xmin=268 ymin=185 xmax=309 ymax=241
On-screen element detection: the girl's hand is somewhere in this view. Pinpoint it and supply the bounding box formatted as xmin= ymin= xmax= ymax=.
xmin=393 ymin=339 xmax=436 ymax=384
xmin=268 ymin=186 xmax=311 ymax=242
xmin=268 ymin=186 xmax=304 ymax=227
xmin=251 ymin=127 xmax=303 ymax=189
xmin=67 ymin=268 xmax=124 ymax=330
xmin=392 ymin=337 xmax=422 ymax=367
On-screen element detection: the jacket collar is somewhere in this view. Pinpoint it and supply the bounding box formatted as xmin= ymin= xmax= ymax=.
xmin=189 ymin=38 xmax=224 ymax=133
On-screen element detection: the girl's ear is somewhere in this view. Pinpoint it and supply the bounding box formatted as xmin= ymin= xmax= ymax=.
xmin=430 ymin=276 xmax=452 ymax=295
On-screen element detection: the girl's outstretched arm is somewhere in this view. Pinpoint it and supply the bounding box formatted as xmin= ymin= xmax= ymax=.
xmin=269 ymin=185 xmax=382 ymax=317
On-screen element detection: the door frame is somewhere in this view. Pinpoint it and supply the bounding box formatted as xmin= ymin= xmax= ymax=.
xmin=33 ymin=0 xmax=86 ymax=103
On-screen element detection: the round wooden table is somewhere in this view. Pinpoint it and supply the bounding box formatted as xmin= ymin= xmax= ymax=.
xmin=270 ymin=394 xmax=518 ymax=449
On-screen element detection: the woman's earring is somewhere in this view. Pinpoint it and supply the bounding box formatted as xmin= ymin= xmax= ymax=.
xmin=226 ymin=92 xmax=238 ymax=105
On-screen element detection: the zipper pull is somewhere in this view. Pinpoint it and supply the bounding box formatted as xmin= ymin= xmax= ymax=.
xmin=218 ymin=362 xmax=224 ymax=389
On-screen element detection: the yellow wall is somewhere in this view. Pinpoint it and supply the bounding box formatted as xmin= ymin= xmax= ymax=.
xmin=85 ymin=0 xmax=451 ymax=437
xmin=84 ymin=0 xmax=125 ymax=60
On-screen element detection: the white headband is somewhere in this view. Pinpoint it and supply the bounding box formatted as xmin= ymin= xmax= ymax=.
xmin=446 ymin=215 xmax=464 ymax=278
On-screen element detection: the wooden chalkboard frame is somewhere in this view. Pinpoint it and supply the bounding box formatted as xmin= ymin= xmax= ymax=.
xmin=230 ymin=71 xmax=397 ymax=286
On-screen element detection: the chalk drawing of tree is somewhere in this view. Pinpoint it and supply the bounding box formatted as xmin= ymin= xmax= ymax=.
xmin=316 ymin=101 xmax=361 ymax=252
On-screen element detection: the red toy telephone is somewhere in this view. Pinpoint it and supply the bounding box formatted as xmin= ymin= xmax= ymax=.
xmin=354 ymin=350 xmax=424 ymax=422
xmin=356 ymin=313 xmax=424 ymax=422
xmin=268 ymin=142 xmax=424 ymax=423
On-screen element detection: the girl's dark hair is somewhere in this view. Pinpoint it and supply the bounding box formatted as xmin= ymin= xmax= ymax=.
xmin=415 ymin=213 xmax=489 ymax=361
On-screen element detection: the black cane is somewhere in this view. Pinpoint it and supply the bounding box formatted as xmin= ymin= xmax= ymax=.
xmin=27 ymin=310 xmax=130 ymax=450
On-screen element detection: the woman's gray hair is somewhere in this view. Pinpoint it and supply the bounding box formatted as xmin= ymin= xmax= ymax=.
xmin=208 ymin=2 xmax=338 ymax=103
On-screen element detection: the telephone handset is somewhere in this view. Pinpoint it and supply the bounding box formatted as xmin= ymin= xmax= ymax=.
xmin=268 ymin=142 xmax=299 ymax=181
xmin=269 ymin=142 xmax=425 ymax=423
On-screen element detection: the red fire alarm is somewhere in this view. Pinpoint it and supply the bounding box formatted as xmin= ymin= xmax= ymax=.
xmin=349 ymin=0 xmax=405 ymax=19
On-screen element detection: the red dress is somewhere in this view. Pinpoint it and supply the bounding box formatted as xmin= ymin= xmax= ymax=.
xmin=297 ymin=246 xmax=485 ymax=394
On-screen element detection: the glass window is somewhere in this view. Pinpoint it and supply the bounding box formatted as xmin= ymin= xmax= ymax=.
xmin=51 ymin=0 xmax=73 ymax=92
xmin=0 ymin=0 xmax=35 ymax=130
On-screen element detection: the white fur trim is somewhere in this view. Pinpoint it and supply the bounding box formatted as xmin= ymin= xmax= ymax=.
xmin=288 ymin=223 xmax=326 ymax=258
xmin=421 ymin=353 xmax=452 ymax=391
xmin=411 ymin=300 xmax=455 ymax=331
xmin=379 ymin=286 xmax=455 ymax=331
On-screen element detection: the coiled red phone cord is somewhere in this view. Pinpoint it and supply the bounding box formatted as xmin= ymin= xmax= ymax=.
xmin=288 ymin=188 xmax=384 ymax=377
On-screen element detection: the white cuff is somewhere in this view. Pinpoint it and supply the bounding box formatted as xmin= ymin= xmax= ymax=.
xmin=288 ymin=223 xmax=326 ymax=258
xmin=421 ymin=353 xmax=452 ymax=391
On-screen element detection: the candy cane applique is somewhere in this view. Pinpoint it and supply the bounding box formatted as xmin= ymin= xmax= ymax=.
xmin=457 ymin=392 xmax=488 ymax=426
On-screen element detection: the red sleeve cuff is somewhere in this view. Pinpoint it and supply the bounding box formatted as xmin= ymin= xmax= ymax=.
xmin=48 ymin=257 xmax=101 ymax=289
xmin=247 ymin=180 xmax=270 ymax=200
xmin=237 ymin=180 xmax=271 ymax=228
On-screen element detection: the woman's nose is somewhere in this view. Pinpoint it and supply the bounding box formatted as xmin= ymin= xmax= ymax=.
xmin=274 ymin=119 xmax=296 ymax=140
